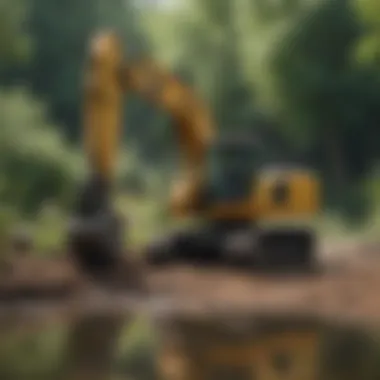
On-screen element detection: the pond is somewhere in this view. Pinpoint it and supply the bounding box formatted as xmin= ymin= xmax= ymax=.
xmin=0 ymin=302 xmax=158 ymax=380
xmin=0 ymin=297 xmax=380 ymax=380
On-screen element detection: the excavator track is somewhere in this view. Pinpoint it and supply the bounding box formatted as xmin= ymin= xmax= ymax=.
xmin=253 ymin=227 xmax=317 ymax=272
xmin=144 ymin=226 xmax=317 ymax=273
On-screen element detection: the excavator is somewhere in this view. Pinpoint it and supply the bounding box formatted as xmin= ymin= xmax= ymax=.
xmin=68 ymin=30 xmax=321 ymax=279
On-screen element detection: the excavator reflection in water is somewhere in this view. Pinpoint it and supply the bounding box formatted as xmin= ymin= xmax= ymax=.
xmin=62 ymin=311 xmax=378 ymax=380
xmin=68 ymin=30 xmax=321 ymax=278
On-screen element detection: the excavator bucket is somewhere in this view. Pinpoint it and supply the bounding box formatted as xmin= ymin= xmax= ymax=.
xmin=254 ymin=227 xmax=317 ymax=272
xmin=67 ymin=175 xmax=124 ymax=280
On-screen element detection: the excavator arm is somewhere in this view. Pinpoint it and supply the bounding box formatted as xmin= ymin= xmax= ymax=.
xmin=120 ymin=58 xmax=215 ymax=215
xmin=83 ymin=32 xmax=124 ymax=182
xmin=121 ymin=59 xmax=214 ymax=167
xmin=69 ymin=30 xmax=216 ymax=276
xmin=83 ymin=30 xmax=216 ymax=216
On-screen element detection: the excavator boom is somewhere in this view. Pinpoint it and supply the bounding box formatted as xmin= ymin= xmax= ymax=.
xmin=84 ymin=31 xmax=215 ymax=186
xmin=122 ymin=59 xmax=215 ymax=166
xmin=83 ymin=31 xmax=216 ymax=213
xmin=83 ymin=32 xmax=124 ymax=182
xmin=121 ymin=58 xmax=216 ymax=214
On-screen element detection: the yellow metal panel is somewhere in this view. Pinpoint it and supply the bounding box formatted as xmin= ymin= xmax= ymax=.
xmin=83 ymin=32 xmax=123 ymax=181
xmin=203 ymin=200 xmax=256 ymax=220
xmin=254 ymin=170 xmax=321 ymax=220
xmin=205 ymin=343 xmax=256 ymax=365
xmin=203 ymin=169 xmax=320 ymax=221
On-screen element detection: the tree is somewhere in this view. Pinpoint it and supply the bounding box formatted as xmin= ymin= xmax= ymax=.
xmin=0 ymin=0 xmax=32 ymax=70
xmin=354 ymin=0 xmax=380 ymax=65
xmin=141 ymin=0 xmax=267 ymax=152
xmin=26 ymin=0 xmax=148 ymax=140
xmin=265 ymin=0 xmax=380 ymax=221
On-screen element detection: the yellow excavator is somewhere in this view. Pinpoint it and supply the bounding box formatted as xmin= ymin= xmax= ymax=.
xmin=68 ymin=31 xmax=321 ymax=278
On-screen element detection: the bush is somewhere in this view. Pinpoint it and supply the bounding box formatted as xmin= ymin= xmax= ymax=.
xmin=0 ymin=87 xmax=83 ymax=217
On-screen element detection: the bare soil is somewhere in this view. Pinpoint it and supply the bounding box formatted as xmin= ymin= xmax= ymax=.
xmin=0 ymin=241 xmax=380 ymax=327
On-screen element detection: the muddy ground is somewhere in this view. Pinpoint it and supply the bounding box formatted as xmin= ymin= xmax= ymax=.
xmin=0 ymin=240 xmax=379 ymax=327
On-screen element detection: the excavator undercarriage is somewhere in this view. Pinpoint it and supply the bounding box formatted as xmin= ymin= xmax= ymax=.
xmin=145 ymin=224 xmax=316 ymax=272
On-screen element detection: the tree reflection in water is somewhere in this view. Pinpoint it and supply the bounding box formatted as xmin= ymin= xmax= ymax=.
xmin=63 ymin=311 xmax=156 ymax=380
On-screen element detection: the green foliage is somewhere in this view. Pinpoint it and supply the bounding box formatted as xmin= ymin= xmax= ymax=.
xmin=2 ymin=1 xmax=380 ymax=376
xmin=116 ymin=317 xmax=157 ymax=380
xmin=355 ymin=0 xmax=380 ymax=27
xmin=354 ymin=0 xmax=380 ymax=66
xmin=1 ymin=0 xmax=380 ymax=240
xmin=0 ymin=324 xmax=67 ymax=380
xmin=0 ymin=88 xmax=82 ymax=217
xmin=31 ymin=203 xmax=69 ymax=254
xmin=263 ymin=0 xmax=380 ymax=219
xmin=0 ymin=0 xmax=32 ymax=66
xmin=142 ymin=0 xmax=380 ymax=223
xmin=26 ymin=0 xmax=148 ymax=140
